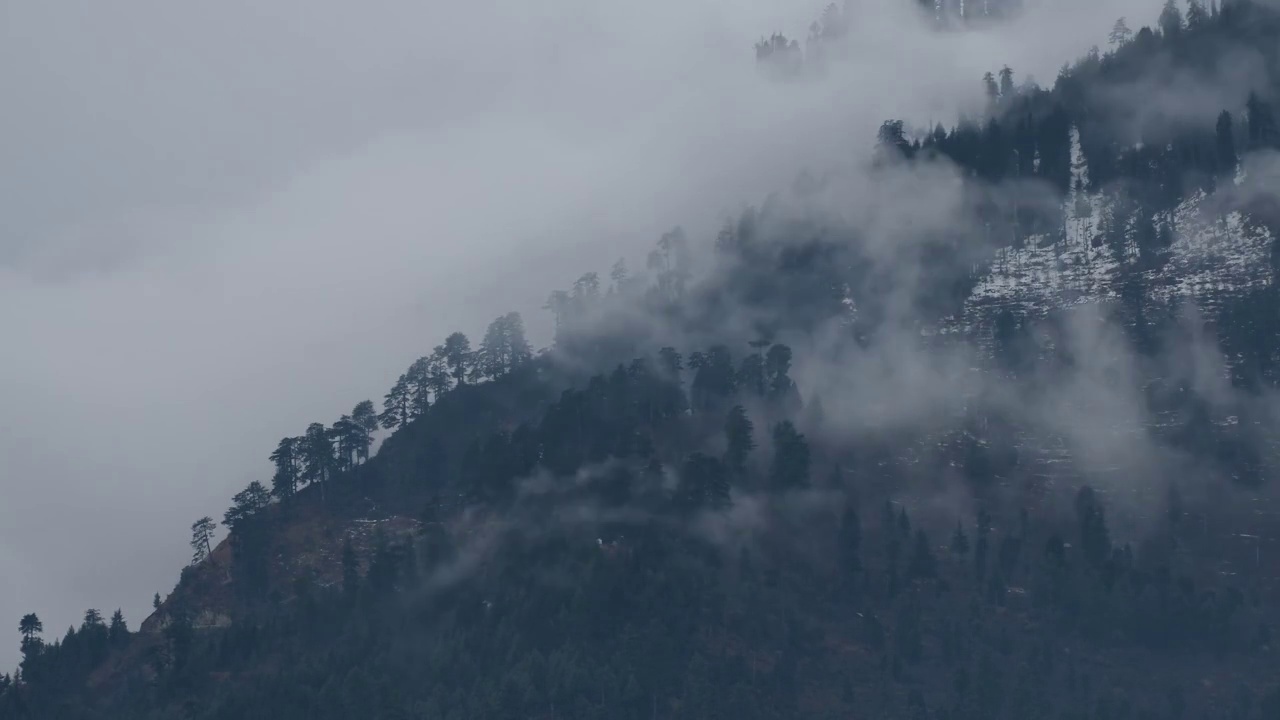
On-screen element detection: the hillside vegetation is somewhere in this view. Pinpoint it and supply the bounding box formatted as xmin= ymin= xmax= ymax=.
xmin=5 ymin=2 xmax=1280 ymax=718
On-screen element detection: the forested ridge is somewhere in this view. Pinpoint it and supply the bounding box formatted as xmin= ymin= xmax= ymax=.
xmin=6 ymin=1 xmax=1280 ymax=718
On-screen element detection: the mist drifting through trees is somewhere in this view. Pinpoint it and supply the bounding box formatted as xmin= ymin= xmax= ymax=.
xmin=5 ymin=0 xmax=1280 ymax=718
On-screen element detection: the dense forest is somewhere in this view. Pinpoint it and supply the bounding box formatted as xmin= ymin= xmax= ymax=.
xmin=6 ymin=1 xmax=1280 ymax=718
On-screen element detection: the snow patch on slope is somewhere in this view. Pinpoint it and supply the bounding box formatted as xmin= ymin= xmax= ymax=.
xmin=949 ymin=126 xmax=1274 ymax=341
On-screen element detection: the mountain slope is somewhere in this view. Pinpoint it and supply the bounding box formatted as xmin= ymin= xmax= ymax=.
xmin=6 ymin=2 xmax=1280 ymax=719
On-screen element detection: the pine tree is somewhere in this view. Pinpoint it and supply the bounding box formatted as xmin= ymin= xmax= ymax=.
xmin=190 ymin=516 xmax=217 ymax=564
xmin=108 ymin=610 xmax=129 ymax=645
xmin=651 ymin=229 xmax=690 ymax=301
xmin=1075 ymin=486 xmax=1112 ymax=567
xmin=1215 ymin=110 xmax=1237 ymax=175
xmin=333 ymin=410 xmax=371 ymax=470
xmin=1108 ymin=17 xmax=1132 ymax=45
xmin=18 ymin=613 xmax=42 ymax=642
xmin=765 ymin=344 xmax=798 ymax=406
xmin=723 ymin=405 xmax=756 ymax=475
xmin=1186 ymin=0 xmax=1207 ymax=27
xmin=690 ymin=346 xmax=737 ymax=412
xmin=609 ymin=258 xmax=628 ymax=292
xmin=380 ymin=373 xmax=413 ymax=430
xmin=351 ymin=400 xmax=379 ymax=463
xmin=504 ymin=312 xmax=532 ymax=367
xmin=366 ymin=529 xmax=401 ymax=597
xmin=477 ymin=312 xmax=532 ymax=379
xmin=658 ymin=346 xmax=683 ymax=376
xmin=877 ymin=120 xmax=912 ymax=159
xmin=982 ymin=72 xmax=999 ymax=106
xmin=478 ymin=315 xmax=510 ymax=380
xmin=442 ymin=332 xmax=474 ymax=386
xmin=1158 ymin=0 xmax=1184 ymax=35
xmin=223 ymin=481 xmax=272 ymax=530
xmin=425 ymin=350 xmax=453 ymax=400
xmin=18 ymin=613 xmax=43 ymax=661
xmin=404 ymin=356 xmax=434 ymax=417
xmin=769 ymin=421 xmax=811 ymax=491
xmin=544 ymin=289 xmax=573 ymax=342
xmin=737 ymin=353 xmax=766 ymax=397
xmin=301 ymin=422 xmax=336 ymax=494
xmin=1247 ymin=92 xmax=1279 ymax=150
xmin=998 ymin=66 xmax=1014 ymax=98
xmin=678 ymin=453 xmax=731 ymax=510
xmin=269 ymin=436 xmax=301 ymax=501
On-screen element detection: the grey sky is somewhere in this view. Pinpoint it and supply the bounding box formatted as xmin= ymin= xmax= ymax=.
xmin=0 ymin=0 xmax=1157 ymax=668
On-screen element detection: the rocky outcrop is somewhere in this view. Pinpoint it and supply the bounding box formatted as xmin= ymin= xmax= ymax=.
xmin=136 ymin=502 xmax=424 ymax=638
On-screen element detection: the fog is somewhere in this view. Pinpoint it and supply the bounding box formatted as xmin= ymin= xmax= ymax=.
xmin=0 ymin=0 xmax=1159 ymax=668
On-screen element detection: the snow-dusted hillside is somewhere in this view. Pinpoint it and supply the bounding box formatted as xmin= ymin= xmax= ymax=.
xmin=948 ymin=127 xmax=1275 ymax=345
xmin=910 ymin=130 xmax=1280 ymax=562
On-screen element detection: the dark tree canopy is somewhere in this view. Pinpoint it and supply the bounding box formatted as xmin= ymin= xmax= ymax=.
xmin=11 ymin=4 xmax=1280 ymax=719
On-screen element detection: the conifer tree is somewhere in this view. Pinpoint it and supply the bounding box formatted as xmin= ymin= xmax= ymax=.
xmin=1074 ymin=486 xmax=1112 ymax=567
xmin=1186 ymin=0 xmax=1207 ymax=27
xmin=975 ymin=509 xmax=992 ymax=579
xmin=223 ymin=481 xmax=271 ymax=530
xmin=442 ymin=332 xmax=473 ymax=386
xmin=998 ymin=66 xmax=1014 ymax=97
xmin=1158 ymin=0 xmax=1184 ymax=36
xmin=690 ymin=345 xmax=737 ymax=412
xmin=769 ymin=421 xmax=811 ymax=491
xmin=1216 ymin=110 xmax=1238 ymax=174
xmin=678 ymin=453 xmax=731 ymax=510
xmin=737 ymin=352 xmax=767 ymax=396
xmin=983 ymin=72 xmax=999 ymax=106
xmin=404 ymin=357 xmax=434 ymax=417
xmin=478 ymin=312 xmax=532 ymax=379
xmin=1108 ymin=17 xmax=1132 ymax=45
xmin=765 ymin=344 xmax=798 ymax=404
xmin=301 ymin=422 xmax=336 ymax=493
xmin=108 ymin=610 xmax=128 ymax=645
xmin=351 ymin=400 xmax=379 ymax=463
xmin=380 ymin=373 xmax=412 ymax=430
xmin=333 ymin=406 xmax=374 ymax=470
xmin=190 ymin=516 xmax=217 ymax=564
xmin=19 ymin=613 xmax=42 ymax=644
xmin=723 ymin=405 xmax=756 ymax=475
xmin=82 ymin=608 xmax=104 ymax=629
xmin=269 ymin=436 xmax=301 ymax=501
xmin=1247 ymin=92 xmax=1279 ymax=149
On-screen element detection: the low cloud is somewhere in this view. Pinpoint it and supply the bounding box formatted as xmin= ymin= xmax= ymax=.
xmin=0 ymin=0 xmax=1174 ymax=668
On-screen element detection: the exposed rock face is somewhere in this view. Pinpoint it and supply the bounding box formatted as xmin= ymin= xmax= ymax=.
xmin=274 ymin=513 xmax=423 ymax=591
xmin=137 ymin=505 xmax=423 ymax=637
xmin=140 ymin=594 xmax=231 ymax=636
xmin=192 ymin=610 xmax=232 ymax=630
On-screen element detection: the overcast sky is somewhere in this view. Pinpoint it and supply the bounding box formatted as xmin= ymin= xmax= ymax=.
xmin=0 ymin=0 xmax=1158 ymax=668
